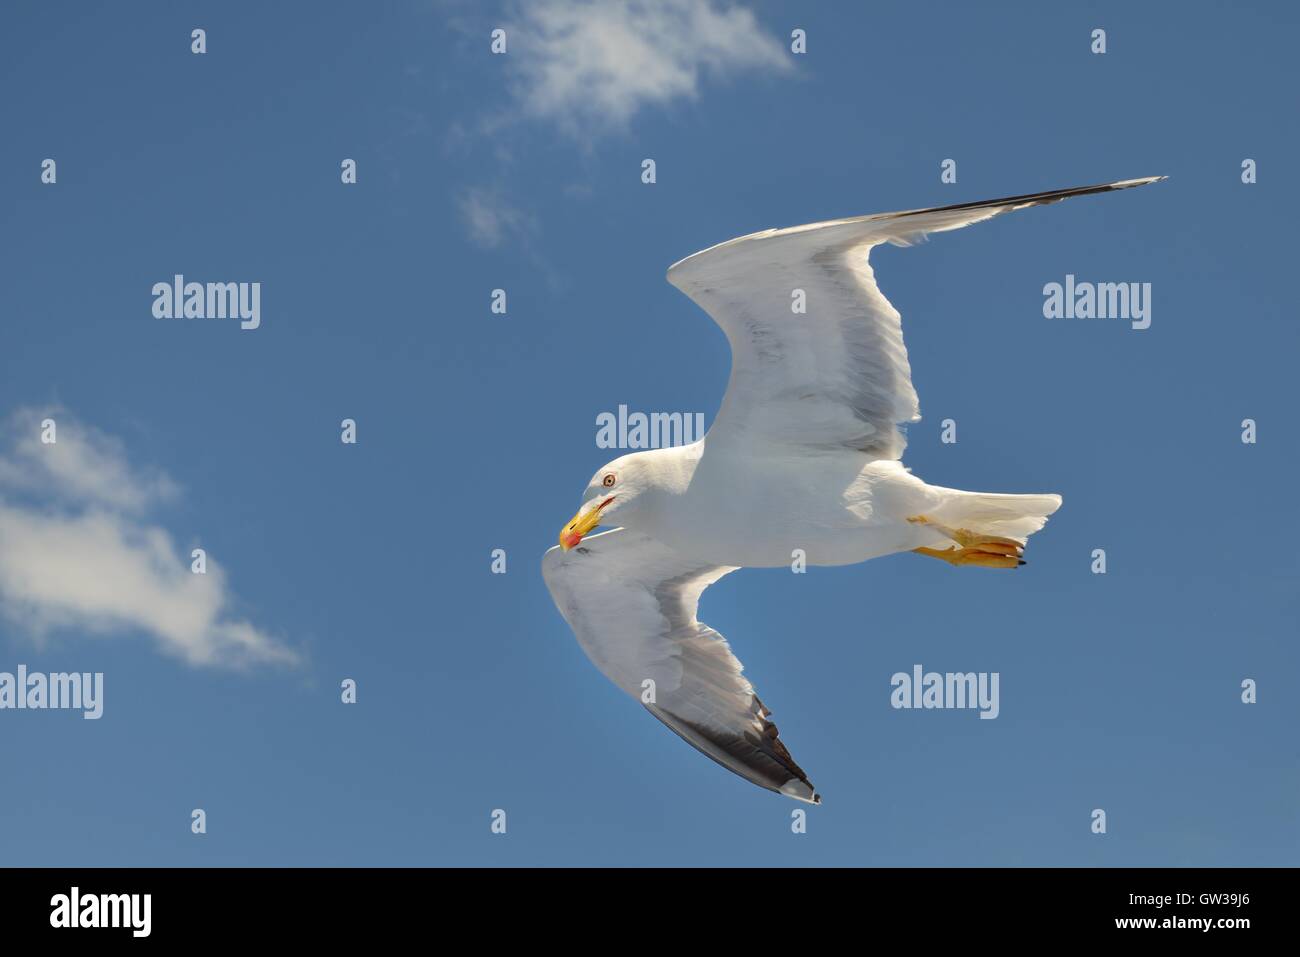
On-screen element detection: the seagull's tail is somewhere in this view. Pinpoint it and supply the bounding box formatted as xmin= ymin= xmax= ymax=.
xmin=924 ymin=489 xmax=1064 ymax=545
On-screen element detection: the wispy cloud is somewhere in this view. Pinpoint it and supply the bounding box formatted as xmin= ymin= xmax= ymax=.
xmin=457 ymin=187 xmax=537 ymax=249
xmin=0 ymin=415 xmax=178 ymax=513
xmin=0 ymin=409 xmax=297 ymax=668
xmin=504 ymin=0 xmax=792 ymax=134
xmin=447 ymin=2 xmax=789 ymax=253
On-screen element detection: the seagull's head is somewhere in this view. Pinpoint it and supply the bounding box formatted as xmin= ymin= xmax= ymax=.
xmin=559 ymin=454 xmax=652 ymax=551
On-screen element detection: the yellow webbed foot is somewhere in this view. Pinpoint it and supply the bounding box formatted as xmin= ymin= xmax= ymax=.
xmin=951 ymin=528 xmax=1024 ymax=557
xmin=909 ymin=516 xmax=1026 ymax=568
xmin=912 ymin=544 xmax=1025 ymax=569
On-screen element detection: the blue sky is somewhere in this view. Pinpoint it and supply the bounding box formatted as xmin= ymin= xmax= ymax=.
xmin=1 ymin=0 xmax=1296 ymax=866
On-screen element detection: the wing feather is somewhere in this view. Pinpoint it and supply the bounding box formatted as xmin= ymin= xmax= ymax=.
xmin=667 ymin=176 xmax=1165 ymax=459
xmin=542 ymin=528 xmax=819 ymax=804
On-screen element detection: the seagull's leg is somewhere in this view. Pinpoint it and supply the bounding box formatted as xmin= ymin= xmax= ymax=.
xmin=908 ymin=516 xmax=1025 ymax=569
xmin=950 ymin=528 xmax=1024 ymax=556
xmin=911 ymin=545 xmax=1023 ymax=569
xmin=913 ymin=545 xmax=961 ymax=562
xmin=906 ymin=514 xmax=956 ymax=537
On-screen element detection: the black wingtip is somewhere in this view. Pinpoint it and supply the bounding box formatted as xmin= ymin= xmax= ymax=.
xmin=896 ymin=175 xmax=1166 ymax=221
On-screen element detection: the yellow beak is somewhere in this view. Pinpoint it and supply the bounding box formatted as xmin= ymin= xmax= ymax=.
xmin=559 ymin=496 xmax=614 ymax=550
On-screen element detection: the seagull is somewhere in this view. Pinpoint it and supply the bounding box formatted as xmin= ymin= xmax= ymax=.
xmin=543 ymin=176 xmax=1164 ymax=804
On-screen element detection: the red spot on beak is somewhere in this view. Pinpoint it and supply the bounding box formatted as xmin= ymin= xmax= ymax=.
xmin=559 ymin=496 xmax=616 ymax=551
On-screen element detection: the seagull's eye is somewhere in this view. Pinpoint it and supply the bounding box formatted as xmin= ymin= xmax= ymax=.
xmin=601 ymin=473 xmax=617 ymax=488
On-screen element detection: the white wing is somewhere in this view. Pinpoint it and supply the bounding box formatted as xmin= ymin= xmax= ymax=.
xmin=542 ymin=528 xmax=819 ymax=804
xmin=667 ymin=177 xmax=1165 ymax=459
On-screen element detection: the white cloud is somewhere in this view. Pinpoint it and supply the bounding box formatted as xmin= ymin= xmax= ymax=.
xmin=505 ymin=0 xmax=792 ymax=133
xmin=451 ymin=2 xmax=788 ymax=250
xmin=0 ymin=414 xmax=177 ymax=512
xmin=458 ymin=187 xmax=537 ymax=248
xmin=0 ymin=409 xmax=297 ymax=668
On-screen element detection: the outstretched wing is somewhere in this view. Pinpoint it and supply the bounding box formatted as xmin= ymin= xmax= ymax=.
xmin=542 ymin=528 xmax=819 ymax=804
xmin=667 ymin=177 xmax=1165 ymax=459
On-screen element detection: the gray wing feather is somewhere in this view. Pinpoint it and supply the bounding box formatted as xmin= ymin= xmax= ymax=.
xmin=542 ymin=528 xmax=819 ymax=804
